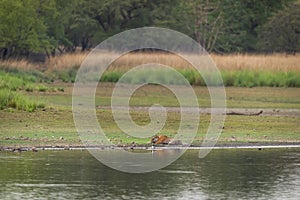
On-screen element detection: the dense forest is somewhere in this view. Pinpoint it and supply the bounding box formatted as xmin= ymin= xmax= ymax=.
xmin=0 ymin=0 xmax=299 ymax=59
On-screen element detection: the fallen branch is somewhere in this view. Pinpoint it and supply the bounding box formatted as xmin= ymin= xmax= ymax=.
xmin=226 ymin=110 xmax=263 ymax=116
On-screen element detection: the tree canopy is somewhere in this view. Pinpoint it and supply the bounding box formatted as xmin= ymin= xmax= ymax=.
xmin=0 ymin=0 xmax=298 ymax=58
xmin=257 ymin=1 xmax=300 ymax=53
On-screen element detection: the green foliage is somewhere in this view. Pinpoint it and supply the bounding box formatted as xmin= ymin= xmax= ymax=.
xmin=0 ymin=69 xmax=50 ymax=111
xmin=165 ymin=0 xmax=294 ymax=52
xmin=0 ymin=0 xmax=52 ymax=58
xmin=257 ymin=2 xmax=300 ymax=53
xmin=216 ymin=0 xmax=293 ymax=52
xmin=181 ymin=69 xmax=300 ymax=87
xmin=51 ymin=66 xmax=79 ymax=83
xmin=0 ymin=0 xmax=298 ymax=55
xmin=0 ymin=70 xmax=35 ymax=91
xmin=95 ymin=68 xmax=300 ymax=87
xmin=0 ymin=88 xmax=44 ymax=112
xmin=0 ymin=68 xmax=52 ymax=90
xmin=42 ymin=0 xmax=74 ymax=51
xmin=0 ymin=88 xmax=12 ymax=109
xmin=37 ymin=85 xmax=47 ymax=92
xmin=0 ymin=66 xmax=50 ymax=83
xmin=101 ymin=71 xmax=122 ymax=82
xmin=221 ymin=70 xmax=300 ymax=87
xmin=178 ymin=69 xmax=205 ymax=86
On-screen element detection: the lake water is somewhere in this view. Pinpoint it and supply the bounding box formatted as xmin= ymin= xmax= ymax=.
xmin=0 ymin=148 xmax=299 ymax=200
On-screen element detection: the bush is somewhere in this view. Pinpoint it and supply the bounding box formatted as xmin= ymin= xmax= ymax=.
xmin=0 ymin=89 xmax=44 ymax=112
xmin=37 ymin=85 xmax=47 ymax=92
xmin=52 ymin=66 xmax=78 ymax=83
xmin=0 ymin=70 xmax=46 ymax=112
xmin=101 ymin=71 xmax=122 ymax=82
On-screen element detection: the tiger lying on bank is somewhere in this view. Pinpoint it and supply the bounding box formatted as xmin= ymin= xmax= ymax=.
xmin=151 ymin=135 xmax=182 ymax=145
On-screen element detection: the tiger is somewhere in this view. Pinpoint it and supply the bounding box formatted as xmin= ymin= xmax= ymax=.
xmin=151 ymin=135 xmax=170 ymax=145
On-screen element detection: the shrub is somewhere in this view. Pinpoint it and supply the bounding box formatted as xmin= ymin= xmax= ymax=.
xmin=101 ymin=71 xmax=122 ymax=82
xmin=37 ymin=85 xmax=47 ymax=92
xmin=0 ymin=89 xmax=44 ymax=112
xmin=0 ymin=70 xmax=46 ymax=112
xmin=0 ymin=89 xmax=13 ymax=109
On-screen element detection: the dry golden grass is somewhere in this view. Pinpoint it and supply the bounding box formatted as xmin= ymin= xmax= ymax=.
xmin=0 ymin=59 xmax=39 ymax=71
xmin=46 ymin=52 xmax=88 ymax=71
xmin=113 ymin=53 xmax=300 ymax=72
xmin=211 ymin=54 xmax=300 ymax=72
xmin=111 ymin=52 xmax=192 ymax=71
xmin=48 ymin=52 xmax=300 ymax=72
xmin=1 ymin=52 xmax=299 ymax=72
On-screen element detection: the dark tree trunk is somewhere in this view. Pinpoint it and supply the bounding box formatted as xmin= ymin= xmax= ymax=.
xmin=2 ymin=48 xmax=9 ymax=59
xmin=81 ymin=37 xmax=89 ymax=51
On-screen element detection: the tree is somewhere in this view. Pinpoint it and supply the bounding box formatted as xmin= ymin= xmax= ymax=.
xmin=0 ymin=0 xmax=297 ymax=57
xmin=216 ymin=0 xmax=293 ymax=52
xmin=257 ymin=2 xmax=300 ymax=53
xmin=41 ymin=0 xmax=74 ymax=55
xmin=185 ymin=0 xmax=222 ymax=52
xmin=170 ymin=0 xmax=293 ymax=53
xmin=167 ymin=0 xmax=223 ymax=52
xmin=64 ymin=0 xmax=100 ymax=52
xmin=92 ymin=0 xmax=172 ymax=41
xmin=0 ymin=0 xmax=51 ymax=59
xmin=65 ymin=0 xmax=174 ymax=51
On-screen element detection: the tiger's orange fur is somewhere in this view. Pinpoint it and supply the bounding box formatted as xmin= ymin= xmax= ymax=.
xmin=151 ymin=135 xmax=170 ymax=145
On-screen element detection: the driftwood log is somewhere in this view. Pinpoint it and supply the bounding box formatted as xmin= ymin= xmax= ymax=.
xmin=226 ymin=110 xmax=263 ymax=116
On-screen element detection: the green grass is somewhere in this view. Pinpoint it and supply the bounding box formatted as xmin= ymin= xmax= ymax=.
xmin=0 ymin=108 xmax=79 ymax=147
xmin=18 ymin=63 xmax=299 ymax=87
xmin=101 ymin=71 xmax=123 ymax=82
xmin=222 ymin=70 xmax=300 ymax=87
xmin=32 ymin=83 xmax=300 ymax=109
xmin=0 ymin=66 xmax=50 ymax=83
xmin=50 ymin=66 xmax=78 ymax=83
xmin=0 ymin=83 xmax=299 ymax=147
xmin=83 ymin=68 xmax=300 ymax=87
xmin=0 ymin=88 xmax=44 ymax=112
xmin=0 ymin=69 xmax=53 ymax=111
xmin=0 ymin=67 xmax=299 ymax=147
xmin=0 ymin=70 xmax=34 ymax=91
xmin=0 ymin=108 xmax=299 ymax=147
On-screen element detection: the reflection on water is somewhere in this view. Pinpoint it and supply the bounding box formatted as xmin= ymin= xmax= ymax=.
xmin=0 ymin=148 xmax=299 ymax=200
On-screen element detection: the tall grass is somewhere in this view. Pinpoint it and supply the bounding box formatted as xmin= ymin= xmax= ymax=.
xmin=46 ymin=52 xmax=88 ymax=71
xmin=222 ymin=70 xmax=300 ymax=87
xmin=47 ymin=52 xmax=300 ymax=87
xmin=0 ymin=70 xmax=47 ymax=111
xmin=0 ymin=70 xmax=52 ymax=91
xmin=45 ymin=53 xmax=87 ymax=82
xmin=0 ymin=59 xmax=38 ymax=71
xmin=0 ymin=88 xmax=44 ymax=112
xmin=1 ymin=52 xmax=299 ymax=86
xmin=2 ymin=52 xmax=299 ymax=72
xmin=97 ymin=69 xmax=300 ymax=87
xmin=93 ymin=52 xmax=300 ymax=72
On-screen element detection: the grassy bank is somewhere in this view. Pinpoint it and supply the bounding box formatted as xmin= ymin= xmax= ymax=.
xmin=0 ymin=83 xmax=299 ymax=147
xmin=0 ymin=107 xmax=299 ymax=147
xmin=0 ymin=53 xmax=299 ymax=147
xmin=36 ymin=83 xmax=300 ymax=109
